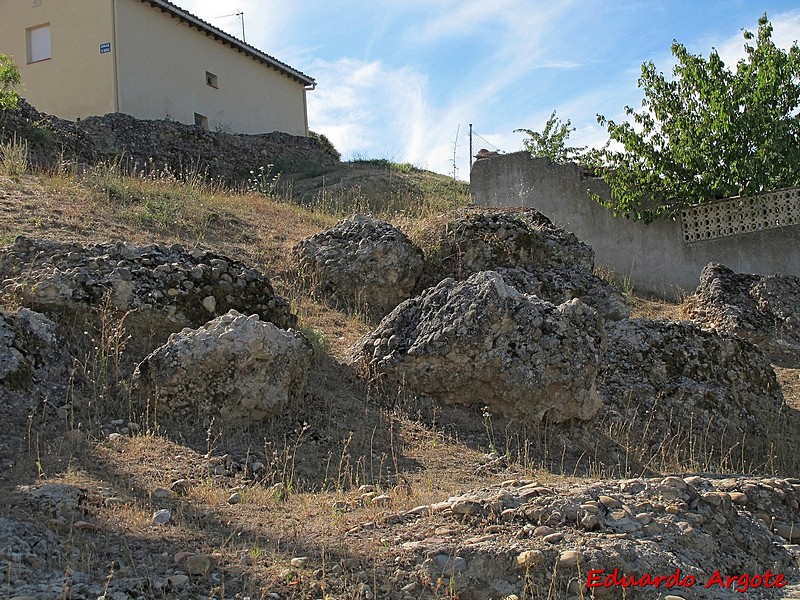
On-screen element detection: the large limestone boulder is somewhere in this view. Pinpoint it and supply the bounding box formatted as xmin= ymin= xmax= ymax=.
xmin=685 ymin=262 xmax=800 ymax=366
xmin=0 ymin=237 xmax=296 ymax=349
xmin=416 ymin=209 xmax=628 ymax=321
xmin=292 ymin=214 xmax=424 ymax=319
xmin=598 ymin=318 xmax=784 ymax=468
xmin=132 ymin=310 xmax=312 ymax=424
xmin=350 ymin=271 xmax=606 ymax=424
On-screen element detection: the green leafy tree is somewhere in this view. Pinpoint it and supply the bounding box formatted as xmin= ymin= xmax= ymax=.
xmin=594 ymin=14 xmax=800 ymax=222
xmin=515 ymin=110 xmax=586 ymax=163
xmin=0 ymin=54 xmax=21 ymax=111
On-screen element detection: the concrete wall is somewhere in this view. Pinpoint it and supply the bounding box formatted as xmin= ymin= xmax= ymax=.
xmin=471 ymin=152 xmax=800 ymax=298
xmin=0 ymin=0 xmax=116 ymax=120
xmin=114 ymin=0 xmax=309 ymax=135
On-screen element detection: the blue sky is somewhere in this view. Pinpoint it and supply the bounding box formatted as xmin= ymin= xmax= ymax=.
xmin=180 ymin=1 xmax=800 ymax=179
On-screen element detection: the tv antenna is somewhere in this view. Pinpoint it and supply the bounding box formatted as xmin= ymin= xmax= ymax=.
xmin=216 ymin=11 xmax=245 ymax=42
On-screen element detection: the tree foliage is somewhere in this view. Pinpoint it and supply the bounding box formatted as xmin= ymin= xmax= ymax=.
xmin=515 ymin=110 xmax=586 ymax=163
xmin=0 ymin=54 xmax=21 ymax=111
xmin=594 ymin=14 xmax=800 ymax=222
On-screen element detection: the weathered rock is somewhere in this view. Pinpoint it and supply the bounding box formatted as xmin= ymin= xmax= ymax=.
xmin=133 ymin=310 xmax=312 ymax=424
xmin=350 ymin=271 xmax=606 ymax=424
xmin=597 ymin=318 xmax=783 ymax=469
xmin=0 ymin=308 xmax=72 ymax=476
xmin=416 ymin=209 xmax=628 ymax=321
xmin=0 ymin=307 xmax=70 ymax=403
xmin=685 ymin=262 xmax=800 ymax=366
xmin=0 ymin=237 xmax=296 ymax=351
xmin=152 ymin=509 xmax=171 ymax=525
xmin=292 ymin=214 xmax=424 ymax=319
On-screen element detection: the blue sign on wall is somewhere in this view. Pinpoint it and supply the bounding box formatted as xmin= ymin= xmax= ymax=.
xmin=100 ymin=43 xmax=111 ymax=54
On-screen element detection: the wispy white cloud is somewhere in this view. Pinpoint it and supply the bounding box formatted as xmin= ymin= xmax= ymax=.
xmin=713 ymin=9 xmax=800 ymax=68
xmin=307 ymin=58 xmax=429 ymax=162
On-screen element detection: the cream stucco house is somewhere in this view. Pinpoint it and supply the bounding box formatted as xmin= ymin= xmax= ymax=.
xmin=0 ymin=0 xmax=315 ymax=135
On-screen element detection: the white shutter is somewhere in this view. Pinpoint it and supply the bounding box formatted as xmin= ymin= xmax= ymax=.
xmin=28 ymin=25 xmax=51 ymax=63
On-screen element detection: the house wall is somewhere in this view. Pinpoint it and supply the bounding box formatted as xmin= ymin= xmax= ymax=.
xmin=0 ymin=0 xmax=116 ymax=119
xmin=113 ymin=0 xmax=309 ymax=135
xmin=470 ymin=152 xmax=800 ymax=298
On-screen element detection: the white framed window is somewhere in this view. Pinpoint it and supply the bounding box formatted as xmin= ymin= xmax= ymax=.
xmin=27 ymin=23 xmax=51 ymax=63
xmin=206 ymin=71 xmax=218 ymax=88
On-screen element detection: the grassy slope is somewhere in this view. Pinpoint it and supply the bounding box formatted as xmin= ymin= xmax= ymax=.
xmin=0 ymin=158 xmax=798 ymax=598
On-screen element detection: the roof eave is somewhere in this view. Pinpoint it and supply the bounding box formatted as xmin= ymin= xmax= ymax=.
xmin=139 ymin=0 xmax=315 ymax=88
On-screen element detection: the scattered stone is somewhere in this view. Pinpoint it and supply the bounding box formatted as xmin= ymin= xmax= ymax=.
xmin=350 ymin=271 xmax=605 ymax=424
xmin=557 ymin=550 xmax=584 ymax=568
xmin=183 ymin=553 xmax=214 ymax=575
xmin=132 ymin=310 xmax=312 ymax=424
xmin=775 ymin=522 xmax=800 ymax=542
xmin=151 ymin=487 xmax=175 ymax=500
xmin=170 ymin=479 xmax=192 ymax=494
xmin=24 ymin=483 xmax=85 ymax=522
xmin=167 ymin=574 xmax=190 ymax=588
xmin=174 ymin=551 xmax=194 ymax=565
xmin=290 ymin=557 xmax=309 ymax=568
xmin=152 ymin=509 xmax=171 ymax=525
xmin=516 ymin=550 xmax=544 ymax=569
xmin=371 ymin=494 xmax=392 ymax=507
xmin=292 ymin=214 xmax=424 ymax=319
xmin=685 ymin=262 xmax=800 ymax=366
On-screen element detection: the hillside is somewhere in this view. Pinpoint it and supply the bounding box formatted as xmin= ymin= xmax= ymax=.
xmin=0 ymin=119 xmax=799 ymax=599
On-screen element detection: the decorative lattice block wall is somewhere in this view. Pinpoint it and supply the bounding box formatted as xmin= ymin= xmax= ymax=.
xmin=680 ymin=187 xmax=800 ymax=242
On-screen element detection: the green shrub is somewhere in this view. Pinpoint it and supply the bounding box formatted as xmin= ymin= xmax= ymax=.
xmin=0 ymin=54 xmax=21 ymax=111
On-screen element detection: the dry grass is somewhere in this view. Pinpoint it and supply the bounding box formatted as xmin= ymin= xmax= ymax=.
xmin=1 ymin=163 xmax=798 ymax=598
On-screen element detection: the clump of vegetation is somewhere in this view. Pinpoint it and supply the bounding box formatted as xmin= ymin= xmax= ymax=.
xmin=309 ymin=130 xmax=341 ymax=161
xmin=0 ymin=53 xmax=21 ymax=111
xmin=593 ymin=14 xmax=800 ymax=222
xmin=515 ymin=110 xmax=586 ymax=163
xmin=0 ymin=135 xmax=28 ymax=177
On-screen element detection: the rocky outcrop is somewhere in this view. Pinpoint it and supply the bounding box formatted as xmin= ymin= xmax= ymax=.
xmin=292 ymin=214 xmax=424 ymax=318
xmin=0 ymin=237 xmax=295 ymax=348
xmin=597 ymin=318 xmax=784 ymax=470
xmin=0 ymin=308 xmax=72 ymax=477
xmin=417 ymin=209 xmax=628 ymax=321
xmin=0 ymin=307 xmax=70 ymax=406
xmin=350 ymin=271 xmax=606 ymax=424
xmin=685 ymin=262 xmax=800 ymax=367
xmin=132 ymin=310 xmax=312 ymax=424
